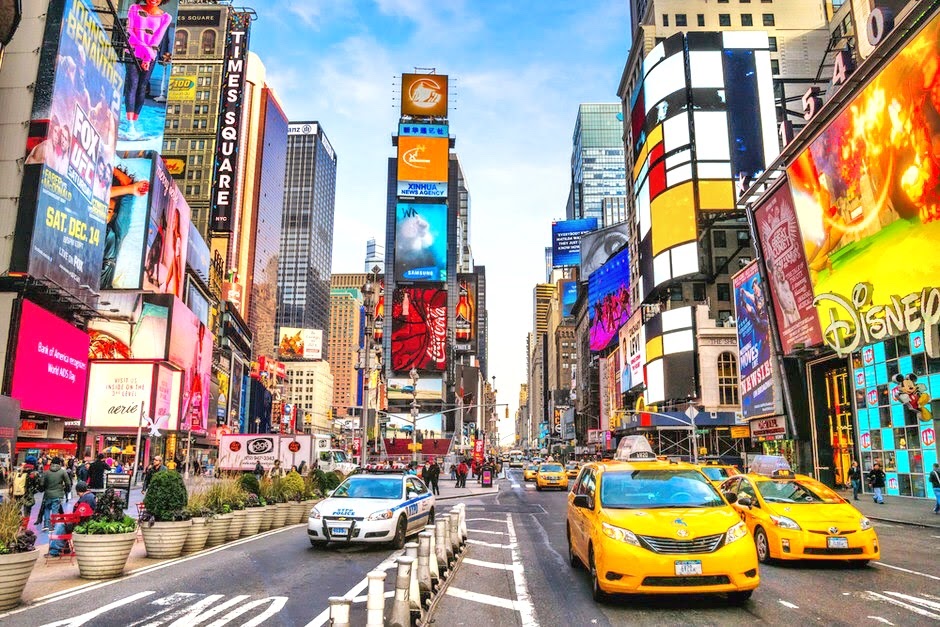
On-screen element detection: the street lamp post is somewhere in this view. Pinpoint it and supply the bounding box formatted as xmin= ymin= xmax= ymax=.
xmin=409 ymin=368 xmax=420 ymax=464
xmin=254 ymin=417 xmax=260 ymax=434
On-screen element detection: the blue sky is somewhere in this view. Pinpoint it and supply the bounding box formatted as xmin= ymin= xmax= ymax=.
xmin=251 ymin=0 xmax=630 ymax=436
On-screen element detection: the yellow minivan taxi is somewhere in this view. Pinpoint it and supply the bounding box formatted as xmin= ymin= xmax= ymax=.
xmin=720 ymin=461 xmax=879 ymax=566
xmin=566 ymin=436 xmax=759 ymax=604
xmin=536 ymin=462 xmax=568 ymax=490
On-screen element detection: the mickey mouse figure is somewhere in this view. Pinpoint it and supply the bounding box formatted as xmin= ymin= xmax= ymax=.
xmin=893 ymin=373 xmax=933 ymax=422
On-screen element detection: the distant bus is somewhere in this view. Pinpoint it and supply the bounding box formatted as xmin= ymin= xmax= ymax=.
xmin=508 ymin=449 xmax=525 ymax=468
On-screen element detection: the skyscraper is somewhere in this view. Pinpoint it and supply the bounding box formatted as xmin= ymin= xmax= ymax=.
xmin=569 ymin=104 xmax=627 ymax=225
xmin=364 ymin=238 xmax=384 ymax=273
xmin=328 ymin=287 xmax=364 ymax=418
xmin=277 ymin=122 xmax=337 ymax=342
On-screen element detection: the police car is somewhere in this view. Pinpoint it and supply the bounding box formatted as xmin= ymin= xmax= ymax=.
xmin=308 ymin=473 xmax=435 ymax=548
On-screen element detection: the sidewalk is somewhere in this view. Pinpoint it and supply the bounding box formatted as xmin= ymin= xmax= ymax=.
xmin=434 ymin=475 xmax=500 ymax=500
xmin=839 ymin=489 xmax=940 ymax=529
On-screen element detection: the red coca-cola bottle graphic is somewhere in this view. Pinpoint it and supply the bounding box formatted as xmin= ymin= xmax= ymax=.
xmin=456 ymin=284 xmax=472 ymax=342
xmin=373 ymin=293 xmax=384 ymax=341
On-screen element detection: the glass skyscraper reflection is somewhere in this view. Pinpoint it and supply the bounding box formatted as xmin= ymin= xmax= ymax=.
xmin=569 ymin=104 xmax=627 ymax=226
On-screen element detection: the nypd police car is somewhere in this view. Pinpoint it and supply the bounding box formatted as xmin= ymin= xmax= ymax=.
xmin=308 ymin=473 xmax=435 ymax=548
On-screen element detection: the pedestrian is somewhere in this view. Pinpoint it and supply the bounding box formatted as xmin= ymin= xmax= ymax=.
xmin=847 ymin=460 xmax=862 ymax=501
xmin=87 ymin=453 xmax=110 ymax=490
xmin=114 ymin=460 xmax=124 ymax=474
xmin=457 ymin=459 xmax=469 ymax=488
xmin=142 ymin=455 xmax=166 ymax=493
xmin=254 ymin=461 xmax=264 ymax=480
xmin=269 ymin=459 xmax=285 ymax=479
xmin=76 ymin=460 xmax=89 ymax=482
xmin=425 ymin=457 xmax=441 ymax=496
xmin=868 ymin=462 xmax=886 ymax=504
xmin=40 ymin=457 xmax=71 ymax=532
xmin=929 ymin=463 xmax=940 ymax=515
xmin=47 ymin=480 xmax=96 ymax=557
xmin=298 ymin=460 xmax=307 ymax=475
xmin=449 ymin=463 xmax=457 ymax=481
xmin=9 ymin=456 xmax=42 ymax=518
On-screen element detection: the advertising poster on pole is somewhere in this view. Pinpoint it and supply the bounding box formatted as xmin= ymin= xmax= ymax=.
xmin=732 ymin=261 xmax=777 ymax=419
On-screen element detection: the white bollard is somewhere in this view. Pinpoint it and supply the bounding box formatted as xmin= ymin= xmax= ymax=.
xmin=404 ymin=541 xmax=422 ymax=615
xmin=388 ymin=557 xmax=414 ymax=627
xmin=457 ymin=504 xmax=468 ymax=543
xmin=417 ymin=531 xmax=434 ymax=598
xmin=424 ymin=524 xmax=440 ymax=586
xmin=365 ymin=570 xmax=386 ymax=627
xmin=449 ymin=510 xmax=461 ymax=555
xmin=434 ymin=519 xmax=449 ymax=577
xmin=442 ymin=514 xmax=455 ymax=563
xmin=328 ymin=596 xmax=351 ymax=627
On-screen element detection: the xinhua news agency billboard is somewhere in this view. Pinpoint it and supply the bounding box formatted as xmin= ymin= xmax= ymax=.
xmin=552 ymin=218 xmax=597 ymax=267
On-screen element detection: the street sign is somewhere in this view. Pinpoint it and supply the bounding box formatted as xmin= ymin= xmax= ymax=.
xmin=684 ymin=406 xmax=700 ymax=421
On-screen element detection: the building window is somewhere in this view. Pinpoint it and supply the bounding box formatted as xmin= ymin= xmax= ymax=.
xmin=669 ymin=285 xmax=684 ymax=301
xmin=741 ymin=14 xmax=753 ymax=26
xmin=697 ymin=14 xmax=705 ymax=26
xmin=762 ymin=13 xmax=775 ymax=26
xmin=201 ymin=30 xmax=216 ymax=54
xmin=713 ymin=230 xmax=727 ymax=248
xmin=174 ymin=30 xmax=188 ymax=56
xmin=662 ymin=13 xmax=669 ymax=26
xmin=719 ymin=13 xmax=731 ymax=26
xmin=718 ymin=353 xmax=740 ymax=405
xmin=770 ymin=59 xmax=780 ymax=75
xmin=768 ymin=36 xmax=777 ymax=51
xmin=692 ymin=282 xmax=706 ymax=301
xmin=675 ymin=14 xmax=687 ymax=27
xmin=717 ymin=283 xmax=732 ymax=301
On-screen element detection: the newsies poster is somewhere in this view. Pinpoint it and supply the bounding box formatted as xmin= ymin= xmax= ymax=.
xmin=732 ymin=261 xmax=777 ymax=419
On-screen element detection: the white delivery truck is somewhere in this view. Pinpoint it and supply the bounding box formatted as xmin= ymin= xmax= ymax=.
xmin=218 ymin=434 xmax=357 ymax=475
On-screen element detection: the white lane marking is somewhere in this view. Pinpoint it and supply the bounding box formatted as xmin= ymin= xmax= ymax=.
xmin=931 ymin=535 xmax=940 ymax=539
xmin=39 ymin=591 xmax=156 ymax=627
xmin=868 ymin=617 xmax=894 ymax=625
xmin=874 ymin=562 xmax=940 ymax=582
xmin=865 ymin=591 xmax=940 ymax=620
xmin=223 ymin=597 xmax=290 ymax=627
xmin=467 ymin=538 xmax=512 ymax=548
xmin=446 ymin=587 xmax=518 ymax=610
xmin=506 ymin=513 xmax=538 ymax=626
xmin=166 ymin=594 xmax=244 ymax=627
xmin=778 ymin=600 xmax=799 ymax=609
xmin=140 ymin=594 xmax=228 ymax=627
xmin=883 ymin=592 xmax=940 ymax=612
xmin=304 ymin=549 xmax=403 ymax=627
xmin=468 ymin=529 xmax=507 ymax=536
xmin=463 ymin=557 xmax=522 ymax=572
xmin=511 ymin=481 xmax=521 ymax=489
xmin=466 ymin=518 xmax=509 ymax=524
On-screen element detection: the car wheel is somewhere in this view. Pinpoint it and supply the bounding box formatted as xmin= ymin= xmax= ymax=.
xmin=754 ymin=527 xmax=771 ymax=564
xmin=727 ymin=590 xmax=753 ymax=605
xmin=391 ymin=516 xmax=408 ymax=549
xmin=566 ymin=526 xmax=580 ymax=569
xmin=428 ymin=507 xmax=435 ymax=525
xmin=849 ymin=559 xmax=870 ymax=569
xmin=589 ymin=545 xmax=609 ymax=603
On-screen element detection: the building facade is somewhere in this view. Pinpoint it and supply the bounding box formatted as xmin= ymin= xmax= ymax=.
xmin=364 ymin=238 xmax=385 ymax=273
xmin=285 ymin=361 xmax=334 ymax=435
xmin=568 ymin=104 xmax=627 ymax=226
xmin=328 ymin=287 xmax=364 ymax=418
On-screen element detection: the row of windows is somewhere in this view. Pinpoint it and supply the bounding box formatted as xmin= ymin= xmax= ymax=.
xmin=663 ymin=13 xmax=775 ymax=27
xmin=165 ymin=117 xmax=210 ymax=130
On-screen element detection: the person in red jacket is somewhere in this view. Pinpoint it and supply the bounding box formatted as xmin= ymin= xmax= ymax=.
xmin=456 ymin=460 xmax=469 ymax=488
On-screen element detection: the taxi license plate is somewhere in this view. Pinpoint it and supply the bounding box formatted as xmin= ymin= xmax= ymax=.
xmin=674 ymin=560 xmax=702 ymax=576
xmin=827 ymin=536 xmax=848 ymax=549
xmin=330 ymin=527 xmax=349 ymax=537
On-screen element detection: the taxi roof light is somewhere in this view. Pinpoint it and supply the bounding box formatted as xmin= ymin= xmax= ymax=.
xmin=613 ymin=435 xmax=657 ymax=461
xmin=749 ymin=455 xmax=792 ymax=477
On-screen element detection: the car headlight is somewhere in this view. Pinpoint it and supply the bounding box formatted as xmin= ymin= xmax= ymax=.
xmin=309 ymin=507 xmax=322 ymax=520
xmin=725 ymin=521 xmax=748 ymax=544
xmin=770 ymin=515 xmax=801 ymax=530
xmin=368 ymin=509 xmax=393 ymax=521
xmin=860 ymin=517 xmax=872 ymax=531
xmin=601 ymin=522 xmax=641 ymax=546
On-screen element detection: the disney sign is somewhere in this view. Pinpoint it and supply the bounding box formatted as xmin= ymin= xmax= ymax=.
xmin=814 ymin=283 xmax=940 ymax=357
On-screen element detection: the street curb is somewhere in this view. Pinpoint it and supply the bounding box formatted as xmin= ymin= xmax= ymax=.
xmin=865 ymin=514 xmax=940 ymax=530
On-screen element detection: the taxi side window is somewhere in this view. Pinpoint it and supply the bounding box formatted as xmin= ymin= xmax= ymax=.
xmin=573 ymin=468 xmax=589 ymax=493
xmin=578 ymin=470 xmax=596 ymax=500
xmin=737 ymin=478 xmax=757 ymax=499
xmin=721 ymin=477 xmax=740 ymax=494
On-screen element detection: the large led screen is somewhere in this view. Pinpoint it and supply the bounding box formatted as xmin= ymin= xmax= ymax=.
xmin=552 ymin=218 xmax=598 ymax=268
xmin=580 ymin=222 xmax=629 ymax=277
xmin=455 ymin=274 xmax=477 ymax=352
xmin=391 ymin=287 xmax=447 ymax=372
xmin=88 ymin=294 xmax=170 ymax=360
xmin=387 ymin=377 xmax=443 ymax=402
xmin=277 ymin=327 xmax=323 ymax=360
xmin=397 ymin=135 xmax=448 ymax=186
xmin=167 ymin=297 xmax=212 ymax=434
xmin=787 ymin=11 xmax=940 ymax=325
xmin=10 ymin=300 xmax=89 ymax=420
xmin=643 ymin=306 xmax=696 ymax=405
xmin=395 ymin=203 xmax=447 ymax=282
xmin=13 ymin=0 xmax=123 ymax=296
xmin=733 ymin=261 xmax=776 ymax=419
xmin=400 ymin=73 xmax=448 ymax=118
xmin=588 ymin=247 xmax=631 ymax=352
xmin=560 ymin=280 xmax=578 ymax=319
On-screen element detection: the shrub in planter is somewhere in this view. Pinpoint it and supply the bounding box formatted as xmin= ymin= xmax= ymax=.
xmin=73 ymin=489 xmax=137 ymax=579
xmin=139 ymin=471 xmax=191 ymax=559
xmin=239 ymin=472 xmax=260 ymax=496
xmin=281 ymin=471 xmax=306 ymax=502
xmin=0 ymin=498 xmax=38 ymax=611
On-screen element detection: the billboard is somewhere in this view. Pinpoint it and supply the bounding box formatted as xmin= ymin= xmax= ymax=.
xmin=588 ymin=246 xmax=631 ymax=352
xmin=387 ymin=377 xmax=443 ymax=402
xmin=643 ymin=306 xmax=696 ymax=405
xmin=552 ymin=218 xmax=598 ymax=268
xmin=167 ymin=297 xmax=212 ymax=433
xmin=115 ymin=0 xmax=181 ymax=153
xmin=10 ymin=300 xmax=90 ymax=420
xmin=210 ymin=10 xmax=252 ymax=232
xmin=621 ymin=309 xmax=646 ymax=391
xmin=400 ymin=73 xmax=448 ymax=118
xmin=394 ymin=203 xmax=447 ymax=282
xmin=397 ymin=135 xmax=449 ymax=186
xmin=733 ymin=261 xmax=776 ymax=419
xmin=580 ymin=222 xmax=630 ymax=277
xmin=753 ymin=183 xmax=822 ymax=353
xmin=88 ymin=294 xmax=170 ymax=360
xmin=277 ymin=327 xmax=323 ymax=360
xmin=13 ymin=0 xmax=123 ymax=296
xmin=787 ymin=12 xmax=940 ymax=334
xmin=560 ymin=280 xmax=578 ymax=319
xmin=391 ymin=287 xmax=447 ymax=372
xmin=84 ymin=362 xmax=179 ymax=431
xmin=142 ymin=154 xmax=190 ymax=298
xmin=399 ymin=123 xmax=448 ymax=138
xmin=455 ymin=274 xmax=477 ymax=352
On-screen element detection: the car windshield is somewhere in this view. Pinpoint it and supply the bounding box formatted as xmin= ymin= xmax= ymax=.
xmin=333 ymin=451 xmax=348 ymax=463
xmin=600 ymin=470 xmax=725 ymax=509
xmin=332 ymin=477 xmax=403 ymax=500
xmin=566 ymin=463 xmax=578 ymax=470
xmin=701 ymin=467 xmax=732 ymax=481
xmin=527 ymin=465 xmax=538 ymax=471
xmin=756 ymin=479 xmax=843 ymax=504
xmin=540 ymin=464 xmax=564 ymax=472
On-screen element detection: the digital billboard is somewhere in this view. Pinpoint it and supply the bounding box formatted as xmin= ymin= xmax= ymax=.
xmin=560 ymin=280 xmax=578 ymax=319
xmin=115 ymin=0 xmax=181 ymax=154
xmin=397 ymin=135 xmax=449 ymax=187
xmin=580 ymin=222 xmax=629 ymax=277
xmin=399 ymin=123 xmax=448 ymax=138
xmin=455 ymin=274 xmax=477 ymax=352
xmin=787 ymin=11 xmax=940 ymax=331
xmin=753 ymin=183 xmax=822 ymax=354
xmin=395 ymin=203 xmax=447 ymax=282
xmin=13 ymin=0 xmax=123 ymax=297
xmin=391 ymin=287 xmax=447 ymax=372
xmin=88 ymin=294 xmax=170 ymax=360
xmin=733 ymin=261 xmax=776 ymax=419
xmin=167 ymin=297 xmax=212 ymax=434
xmin=588 ymin=247 xmax=631 ymax=352
xmin=141 ymin=155 xmax=191 ymax=298
xmin=387 ymin=377 xmax=443 ymax=402
xmin=277 ymin=328 xmax=323 ymax=360
xmin=10 ymin=300 xmax=89 ymax=420
xmin=643 ymin=306 xmax=696 ymax=405
xmin=552 ymin=218 xmax=598 ymax=268
xmin=400 ymin=73 xmax=448 ymax=118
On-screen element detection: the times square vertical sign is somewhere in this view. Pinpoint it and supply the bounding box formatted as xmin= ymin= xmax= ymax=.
xmin=210 ymin=11 xmax=251 ymax=232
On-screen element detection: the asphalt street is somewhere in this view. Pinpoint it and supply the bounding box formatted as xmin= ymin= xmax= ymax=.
xmin=431 ymin=469 xmax=940 ymax=627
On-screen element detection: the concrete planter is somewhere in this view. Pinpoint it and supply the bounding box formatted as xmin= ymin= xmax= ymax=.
xmin=0 ymin=549 xmax=38 ymax=611
xmin=258 ymin=505 xmax=274 ymax=532
xmin=205 ymin=513 xmax=232 ymax=547
xmin=241 ymin=507 xmax=263 ymax=537
xmin=289 ymin=501 xmax=308 ymax=525
xmin=271 ymin=503 xmax=289 ymax=528
xmin=182 ymin=517 xmax=211 ymax=553
xmin=73 ymin=532 xmax=136 ymax=580
xmin=225 ymin=509 xmax=246 ymax=541
xmin=140 ymin=519 xmax=191 ymax=559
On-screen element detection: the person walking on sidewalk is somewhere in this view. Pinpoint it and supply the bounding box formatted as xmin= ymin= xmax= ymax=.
xmin=456 ymin=460 xmax=469 ymax=488
xmin=425 ymin=457 xmax=441 ymax=495
xmin=40 ymin=457 xmax=71 ymax=531
xmin=929 ymin=463 xmax=940 ymax=514
xmin=269 ymin=459 xmax=285 ymax=480
xmin=9 ymin=456 xmax=42 ymax=518
xmin=142 ymin=455 xmax=166 ymax=493
xmin=847 ymin=460 xmax=862 ymax=501
xmin=868 ymin=462 xmax=886 ymax=504
xmin=88 ymin=453 xmax=110 ymax=490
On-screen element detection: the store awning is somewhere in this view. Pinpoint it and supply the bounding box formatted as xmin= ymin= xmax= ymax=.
xmin=16 ymin=440 xmax=78 ymax=452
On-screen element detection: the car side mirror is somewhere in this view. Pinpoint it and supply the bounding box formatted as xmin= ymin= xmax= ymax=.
xmin=723 ymin=491 xmax=738 ymax=504
xmin=572 ymin=494 xmax=593 ymax=510
xmin=737 ymin=496 xmax=753 ymax=508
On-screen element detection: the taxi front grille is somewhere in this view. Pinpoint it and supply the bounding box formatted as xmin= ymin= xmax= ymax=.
xmin=638 ymin=533 xmax=724 ymax=554
xmin=641 ymin=575 xmax=731 ymax=587
xmin=804 ymin=547 xmax=864 ymax=555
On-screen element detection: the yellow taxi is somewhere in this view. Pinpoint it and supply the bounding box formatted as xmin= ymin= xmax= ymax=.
xmin=698 ymin=461 xmax=741 ymax=489
xmin=523 ymin=464 xmax=539 ymax=482
xmin=720 ymin=456 xmax=879 ymax=566
xmin=567 ymin=436 xmax=759 ymax=604
xmin=536 ymin=462 xmax=568 ymax=491
xmin=566 ymin=462 xmax=581 ymax=479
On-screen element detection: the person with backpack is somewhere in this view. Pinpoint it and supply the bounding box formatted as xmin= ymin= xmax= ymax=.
xmin=40 ymin=457 xmax=71 ymax=531
xmin=10 ymin=457 xmax=43 ymax=517
xmin=47 ymin=481 xmax=96 ymax=557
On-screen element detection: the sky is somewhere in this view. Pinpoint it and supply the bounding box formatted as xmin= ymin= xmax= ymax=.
xmin=251 ymin=0 xmax=630 ymax=439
